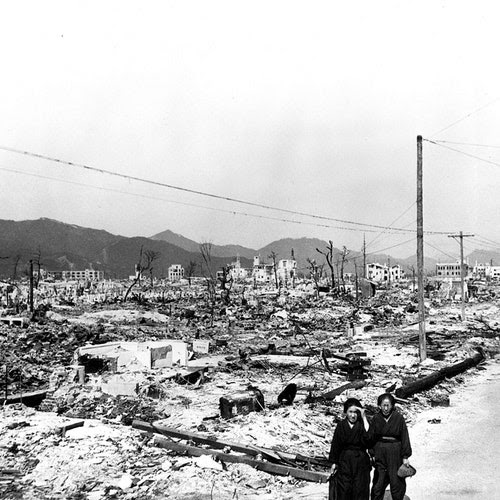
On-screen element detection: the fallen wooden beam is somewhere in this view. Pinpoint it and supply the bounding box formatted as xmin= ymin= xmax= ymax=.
xmin=55 ymin=420 xmax=84 ymax=437
xmin=132 ymin=420 xmax=329 ymax=467
xmin=153 ymin=436 xmax=330 ymax=483
xmin=0 ymin=469 xmax=22 ymax=476
xmin=322 ymin=380 xmax=366 ymax=400
xmin=395 ymin=349 xmax=485 ymax=399
xmin=0 ymin=390 xmax=47 ymax=407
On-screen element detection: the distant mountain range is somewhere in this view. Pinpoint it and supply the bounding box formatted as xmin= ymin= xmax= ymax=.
xmin=0 ymin=218 xmax=497 ymax=280
xmin=0 ymin=218 xmax=250 ymax=279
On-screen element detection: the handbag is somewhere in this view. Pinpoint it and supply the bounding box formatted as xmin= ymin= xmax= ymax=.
xmin=397 ymin=463 xmax=417 ymax=478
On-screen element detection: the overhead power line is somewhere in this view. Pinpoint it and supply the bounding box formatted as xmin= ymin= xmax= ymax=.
xmin=365 ymin=237 xmax=415 ymax=257
xmin=365 ymin=202 xmax=416 ymax=249
xmin=430 ymin=97 xmax=500 ymax=138
xmin=0 ymin=166 xmax=416 ymax=235
xmin=475 ymin=234 xmax=500 ymax=248
xmin=472 ymin=238 xmax=500 ymax=251
xmin=424 ymin=240 xmax=458 ymax=261
xmin=0 ymin=145 xmax=450 ymax=235
xmin=424 ymin=139 xmax=500 ymax=169
xmin=433 ymin=140 xmax=500 ymax=149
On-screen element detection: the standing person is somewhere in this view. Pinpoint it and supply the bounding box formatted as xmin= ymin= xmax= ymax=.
xmin=370 ymin=393 xmax=412 ymax=500
xmin=329 ymin=397 xmax=372 ymax=500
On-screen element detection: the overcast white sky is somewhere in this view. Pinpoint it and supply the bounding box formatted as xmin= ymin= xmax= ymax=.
xmin=1 ymin=1 xmax=500 ymax=260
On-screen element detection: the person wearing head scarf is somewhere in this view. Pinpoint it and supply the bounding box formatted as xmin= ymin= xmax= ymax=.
xmin=370 ymin=393 xmax=412 ymax=500
xmin=328 ymin=397 xmax=372 ymax=500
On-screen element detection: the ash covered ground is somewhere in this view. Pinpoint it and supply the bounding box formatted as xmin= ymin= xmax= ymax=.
xmin=1 ymin=281 xmax=499 ymax=499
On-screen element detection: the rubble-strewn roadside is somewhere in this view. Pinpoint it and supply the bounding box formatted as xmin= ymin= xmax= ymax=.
xmin=1 ymin=288 xmax=499 ymax=500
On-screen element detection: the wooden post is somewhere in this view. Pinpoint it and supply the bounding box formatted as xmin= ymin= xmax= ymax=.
xmin=29 ymin=260 xmax=34 ymax=313
xmin=417 ymin=136 xmax=426 ymax=361
xmin=448 ymin=232 xmax=474 ymax=321
xmin=459 ymin=231 xmax=465 ymax=320
xmin=363 ymin=234 xmax=366 ymax=278
xmin=354 ymin=261 xmax=359 ymax=302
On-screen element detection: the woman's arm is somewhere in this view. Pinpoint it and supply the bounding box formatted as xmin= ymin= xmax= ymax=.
xmin=358 ymin=407 xmax=369 ymax=432
xmin=329 ymin=423 xmax=343 ymax=465
xmin=400 ymin=417 xmax=412 ymax=459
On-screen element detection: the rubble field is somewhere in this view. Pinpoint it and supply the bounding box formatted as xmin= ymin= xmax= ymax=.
xmin=1 ymin=287 xmax=499 ymax=500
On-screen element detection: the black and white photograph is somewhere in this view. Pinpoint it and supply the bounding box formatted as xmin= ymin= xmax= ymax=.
xmin=1 ymin=1 xmax=499 ymax=499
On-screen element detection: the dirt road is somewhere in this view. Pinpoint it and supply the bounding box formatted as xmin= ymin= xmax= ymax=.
xmin=294 ymin=356 xmax=500 ymax=500
xmin=407 ymin=356 xmax=500 ymax=499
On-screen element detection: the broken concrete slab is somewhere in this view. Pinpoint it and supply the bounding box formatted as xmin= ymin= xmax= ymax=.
xmin=77 ymin=340 xmax=189 ymax=372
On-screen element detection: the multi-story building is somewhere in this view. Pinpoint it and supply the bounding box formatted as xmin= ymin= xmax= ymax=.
xmin=472 ymin=263 xmax=500 ymax=280
xmin=436 ymin=262 xmax=468 ymax=278
xmin=47 ymin=269 xmax=104 ymax=281
xmin=168 ymin=264 xmax=185 ymax=282
xmin=252 ymin=256 xmax=274 ymax=284
xmin=366 ymin=263 xmax=404 ymax=283
xmin=277 ymin=259 xmax=297 ymax=285
xmin=228 ymin=257 xmax=248 ymax=281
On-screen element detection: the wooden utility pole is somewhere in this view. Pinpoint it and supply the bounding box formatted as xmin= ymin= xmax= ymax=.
xmin=387 ymin=257 xmax=391 ymax=288
xmin=417 ymin=136 xmax=426 ymax=361
xmin=354 ymin=261 xmax=359 ymax=302
xmin=448 ymin=231 xmax=474 ymax=321
xmin=363 ymin=234 xmax=366 ymax=278
xmin=29 ymin=259 xmax=34 ymax=312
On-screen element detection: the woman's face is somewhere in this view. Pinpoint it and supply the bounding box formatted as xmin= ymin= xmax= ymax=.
xmin=346 ymin=406 xmax=359 ymax=424
xmin=379 ymin=398 xmax=393 ymax=417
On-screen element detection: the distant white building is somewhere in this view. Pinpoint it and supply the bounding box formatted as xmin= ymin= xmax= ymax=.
xmin=228 ymin=257 xmax=248 ymax=281
xmin=252 ymin=256 xmax=274 ymax=284
xmin=436 ymin=262 xmax=469 ymax=279
xmin=277 ymin=259 xmax=297 ymax=285
xmin=168 ymin=264 xmax=185 ymax=282
xmin=366 ymin=263 xmax=404 ymax=283
xmin=472 ymin=263 xmax=500 ymax=280
xmin=47 ymin=269 xmax=104 ymax=281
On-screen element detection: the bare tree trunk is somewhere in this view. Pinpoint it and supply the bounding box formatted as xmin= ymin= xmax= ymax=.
xmin=34 ymin=246 xmax=42 ymax=288
xmin=316 ymin=240 xmax=335 ymax=289
xmin=200 ymin=242 xmax=217 ymax=321
xmin=124 ymin=246 xmax=160 ymax=301
xmin=268 ymin=251 xmax=279 ymax=291
xmin=12 ymin=255 xmax=21 ymax=281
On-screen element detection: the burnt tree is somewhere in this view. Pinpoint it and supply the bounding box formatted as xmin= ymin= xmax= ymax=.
xmin=186 ymin=260 xmax=197 ymax=286
xmin=124 ymin=246 xmax=160 ymax=301
xmin=218 ymin=265 xmax=233 ymax=304
xmin=200 ymin=242 xmax=217 ymax=325
xmin=316 ymin=240 xmax=335 ymax=290
xmin=268 ymin=251 xmax=279 ymax=290
xmin=307 ymin=258 xmax=323 ymax=299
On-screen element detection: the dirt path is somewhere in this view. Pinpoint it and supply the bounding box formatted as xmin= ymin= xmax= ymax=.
xmin=293 ymin=356 xmax=500 ymax=500
xmin=407 ymin=356 xmax=500 ymax=499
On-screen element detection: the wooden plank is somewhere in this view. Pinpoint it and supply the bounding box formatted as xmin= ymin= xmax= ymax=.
xmin=133 ymin=420 xmax=263 ymax=457
xmin=322 ymin=380 xmax=366 ymax=400
xmin=132 ymin=420 xmax=328 ymax=466
xmin=153 ymin=436 xmax=330 ymax=483
xmin=56 ymin=420 xmax=84 ymax=437
xmin=0 ymin=390 xmax=47 ymax=407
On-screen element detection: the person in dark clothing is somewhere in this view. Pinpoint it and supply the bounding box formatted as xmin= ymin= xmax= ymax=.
xmin=370 ymin=393 xmax=412 ymax=500
xmin=329 ymin=397 xmax=372 ymax=500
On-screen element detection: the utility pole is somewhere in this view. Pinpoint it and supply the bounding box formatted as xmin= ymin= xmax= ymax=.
xmin=354 ymin=261 xmax=359 ymax=302
xmin=387 ymin=257 xmax=391 ymax=288
xmin=448 ymin=231 xmax=474 ymax=321
xmin=417 ymin=136 xmax=426 ymax=361
xmin=363 ymin=234 xmax=366 ymax=278
xmin=29 ymin=260 xmax=34 ymax=313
